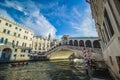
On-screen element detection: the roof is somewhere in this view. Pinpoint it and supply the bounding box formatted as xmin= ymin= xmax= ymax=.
xmin=69 ymin=37 xmax=98 ymax=39
xmin=0 ymin=15 xmax=34 ymax=33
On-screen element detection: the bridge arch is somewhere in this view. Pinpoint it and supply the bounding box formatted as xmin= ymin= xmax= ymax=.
xmin=74 ymin=40 xmax=78 ymax=46
xmin=93 ymin=40 xmax=101 ymax=48
xmin=79 ymin=40 xmax=84 ymax=47
xmin=69 ymin=40 xmax=73 ymax=46
xmin=85 ymin=40 xmax=92 ymax=48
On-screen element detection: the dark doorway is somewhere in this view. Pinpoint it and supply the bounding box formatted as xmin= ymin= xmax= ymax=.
xmin=85 ymin=40 xmax=92 ymax=47
xmin=79 ymin=40 xmax=84 ymax=47
xmin=93 ymin=40 xmax=101 ymax=48
xmin=74 ymin=40 xmax=78 ymax=46
xmin=0 ymin=48 xmax=12 ymax=61
xmin=69 ymin=40 xmax=73 ymax=46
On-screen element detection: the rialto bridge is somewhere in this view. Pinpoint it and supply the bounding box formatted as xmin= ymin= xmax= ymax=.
xmin=46 ymin=45 xmax=102 ymax=61
xmin=30 ymin=36 xmax=102 ymax=61
xmin=61 ymin=36 xmax=101 ymax=48
xmin=45 ymin=36 xmax=102 ymax=60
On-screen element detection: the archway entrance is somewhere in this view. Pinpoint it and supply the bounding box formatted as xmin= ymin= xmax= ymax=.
xmin=1 ymin=48 xmax=12 ymax=61
xmin=79 ymin=40 xmax=84 ymax=47
xmin=69 ymin=40 xmax=73 ymax=46
xmin=85 ymin=40 xmax=92 ymax=48
xmin=74 ymin=40 xmax=78 ymax=46
xmin=93 ymin=40 xmax=101 ymax=48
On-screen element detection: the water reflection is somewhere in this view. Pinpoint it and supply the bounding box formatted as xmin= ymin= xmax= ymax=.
xmin=0 ymin=61 xmax=89 ymax=80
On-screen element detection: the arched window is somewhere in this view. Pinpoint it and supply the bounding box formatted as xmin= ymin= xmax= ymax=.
xmin=79 ymin=40 xmax=84 ymax=47
xmin=74 ymin=40 xmax=78 ymax=46
xmin=85 ymin=40 xmax=92 ymax=47
xmin=93 ymin=40 xmax=101 ymax=48
xmin=69 ymin=40 xmax=73 ymax=46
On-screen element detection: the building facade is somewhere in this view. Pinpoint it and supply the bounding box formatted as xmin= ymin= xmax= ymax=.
xmin=32 ymin=36 xmax=51 ymax=53
xmin=61 ymin=35 xmax=70 ymax=45
xmin=51 ymin=39 xmax=60 ymax=48
xmin=87 ymin=0 xmax=120 ymax=79
xmin=0 ymin=15 xmax=34 ymax=61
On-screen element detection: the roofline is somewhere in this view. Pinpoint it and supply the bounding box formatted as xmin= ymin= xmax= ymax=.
xmin=69 ymin=37 xmax=98 ymax=39
xmin=0 ymin=14 xmax=34 ymax=33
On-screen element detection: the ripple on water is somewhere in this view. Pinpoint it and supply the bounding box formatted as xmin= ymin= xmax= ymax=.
xmin=0 ymin=61 xmax=89 ymax=80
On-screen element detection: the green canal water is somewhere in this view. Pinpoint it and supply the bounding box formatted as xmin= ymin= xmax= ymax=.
xmin=0 ymin=61 xmax=89 ymax=80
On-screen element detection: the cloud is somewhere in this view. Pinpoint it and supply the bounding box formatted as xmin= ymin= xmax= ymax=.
xmin=0 ymin=9 xmax=14 ymax=21
xmin=70 ymin=7 xmax=98 ymax=37
xmin=72 ymin=8 xmax=81 ymax=18
xmin=0 ymin=0 xmax=97 ymax=38
xmin=0 ymin=0 xmax=57 ymax=38
xmin=55 ymin=35 xmax=63 ymax=40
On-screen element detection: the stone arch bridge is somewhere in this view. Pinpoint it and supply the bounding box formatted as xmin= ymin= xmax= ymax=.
xmin=46 ymin=45 xmax=103 ymax=61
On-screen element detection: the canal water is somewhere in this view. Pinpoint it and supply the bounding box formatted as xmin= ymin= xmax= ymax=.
xmin=0 ymin=60 xmax=89 ymax=80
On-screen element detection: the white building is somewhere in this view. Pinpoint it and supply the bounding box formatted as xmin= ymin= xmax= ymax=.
xmin=87 ymin=0 xmax=120 ymax=79
xmin=32 ymin=36 xmax=51 ymax=53
xmin=0 ymin=15 xmax=34 ymax=62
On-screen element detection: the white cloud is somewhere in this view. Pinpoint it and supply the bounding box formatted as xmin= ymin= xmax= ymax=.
xmin=0 ymin=9 xmax=14 ymax=21
xmin=72 ymin=8 xmax=81 ymax=18
xmin=55 ymin=35 xmax=63 ymax=40
xmin=0 ymin=0 xmax=57 ymax=38
xmin=70 ymin=7 xmax=98 ymax=37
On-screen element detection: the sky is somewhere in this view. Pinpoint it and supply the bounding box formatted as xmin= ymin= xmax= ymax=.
xmin=0 ymin=0 xmax=98 ymax=39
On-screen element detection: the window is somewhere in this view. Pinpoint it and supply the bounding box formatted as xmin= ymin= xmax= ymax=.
xmin=14 ymin=54 xmax=17 ymax=57
xmin=104 ymin=9 xmax=114 ymax=37
xmin=103 ymin=22 xmax=110 ymax=42
xmin=19 ymin=29 xmax=22 ymax=31
xmin=113 ymin=0 xmax=120 ymax=15
xmin=0 ymin=38 xmax=4 ymax=43
xmin=22 ymin=43 xmax=24 ymax=46
xmin=109 ymin=56 xmax=113 ymax=65
xmin=3 ymin=29 xmax=6 ymax=33
xmin=15 ymin=27 xmax=18 ymax=30
xmin=7 ymin=30 xmax=10 ymax=34
xmin=20 ymin=55 xmax=22 ymax=57
xmin=116 ymin=56 xmax=120 ymax=73
xmin=21 ymin=49 xmax=24 ymax=52
xmin=24 ymin=43 xmax=26 ymax=47
xmin=14 ymin=32 xmax=16 ymax=36
xmin=12 ymin=40 xmax=14 ymax=45
xmin=0 ymin=20 xmax=1 ymax=23
xmin=9 ymin=24 xmax=12 ymax=27
xmin=16 ymin=41 xmax=19 ymax=46
xmin=15 ymin=49 xmax=17 ymax=52
xmin=20 ymin=55 xmax=25 ymax=57
xmin=5 ymin=23 xmax=8 ymax=26
xmin=4 ymin=38 xmax=8 ymax=44
xmin=18 ymin=34 xmax=20 ymax=37
xmin=24 ymin=36 xmax=25 ymax=39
